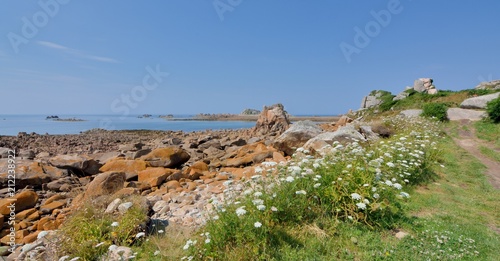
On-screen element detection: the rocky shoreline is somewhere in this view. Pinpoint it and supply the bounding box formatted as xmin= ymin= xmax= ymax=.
xmin=0 ymin=103 xmax=381 ymax=259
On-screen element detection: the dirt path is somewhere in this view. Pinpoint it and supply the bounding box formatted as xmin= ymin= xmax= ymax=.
xmin=452 ymin=120 xmax=500 ymax=189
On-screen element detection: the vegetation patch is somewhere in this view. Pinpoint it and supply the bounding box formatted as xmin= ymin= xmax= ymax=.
xmin=486 ymin=96 xmax=500 ymax=123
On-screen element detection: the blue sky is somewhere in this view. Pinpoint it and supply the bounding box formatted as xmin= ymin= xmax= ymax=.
xmin=1 ymin=0 xmax=499 ymax=115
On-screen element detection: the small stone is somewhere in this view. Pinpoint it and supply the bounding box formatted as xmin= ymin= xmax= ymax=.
xmin=395 ymin=231 xmax=409 ymax=240
xmin=118 ymin=202 xmax=133 ymax=214
xmin=105 ymin=198 xmax=122 ymax=214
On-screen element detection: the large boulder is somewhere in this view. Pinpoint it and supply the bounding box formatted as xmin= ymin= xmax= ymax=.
xmin=414 ymin=78 xmax=434 ymax=93
xmin=138 ymin=167 xmax=177 ymax=187
xmin=475 ymin=80 xmax=500 ymax=90
xmin=360 ymin=94 xmax=382 ymax=109
xmin=221 ymin=142 xmax=276 ymax=167
xmin=0 ymin=190 xmax=39 ymax=214
xmin=447 ymin=108 xmax=486 ymax=121
xmin=460 ymin=92 xmax=500 ymax=109
xmin=273 ymin=121 xmax=322 ymax=156
xmin=99 ymin=159 xmax=149 ymax=180
xmin=49 ymin=154 xmax=102 ymax=176
xmin=140 ymin=147 xmax=190 ymax=168
xmin=83 ymin=171 xmax=126 ymax=200
xmin=304 ymin=125 xmax=366 ymax=153
xmin=253 ymin=103 xmax=291 ymax=135
xmin=0 ymin=160 xmax=67 ymax=189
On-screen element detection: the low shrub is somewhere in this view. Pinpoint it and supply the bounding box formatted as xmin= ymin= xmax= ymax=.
xmin=421 ymin=103 xmax=448 ymax=122
xmin=486 ymin=96 xmax=500 ymax=123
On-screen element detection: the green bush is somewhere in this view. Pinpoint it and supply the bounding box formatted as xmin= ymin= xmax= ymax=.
xmin=422 ymin=103 xmax=448 ymax=122
xmin=486 ymin=96 xmax=500 ymax=123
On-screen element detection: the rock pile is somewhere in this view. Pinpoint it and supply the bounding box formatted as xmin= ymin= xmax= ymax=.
xmin=414 ymin=78 xmax=437 ymax=94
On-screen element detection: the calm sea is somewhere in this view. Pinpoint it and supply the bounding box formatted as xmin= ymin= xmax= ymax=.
xmin=0 ymin=115 xmax=256 ymax=136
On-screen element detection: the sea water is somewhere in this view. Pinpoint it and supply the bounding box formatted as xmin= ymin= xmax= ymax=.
xmin=0 ymin=115 xmax=256 ymax=136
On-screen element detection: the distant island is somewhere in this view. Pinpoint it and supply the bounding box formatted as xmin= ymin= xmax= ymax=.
xmin=46 ymin=116 xmax=86 ymax=122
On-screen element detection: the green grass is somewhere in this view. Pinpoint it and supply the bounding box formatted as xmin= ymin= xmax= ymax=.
xmin=479 ymin=146 xmax=500 ymax=162
xmin=475 ymin=121 xmax=500 ymax=148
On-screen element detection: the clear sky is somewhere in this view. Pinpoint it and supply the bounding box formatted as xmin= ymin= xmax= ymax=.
xmin=1 ymin=0 xmax=499 ymax=115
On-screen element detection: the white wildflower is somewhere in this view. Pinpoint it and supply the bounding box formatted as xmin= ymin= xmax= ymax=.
xmin=236 ymin=207 xmax=247 ymax=216
xmin=285 ymin=176 xmax=295 ymax=182
xmin=256 ymin=204 xmax=266 ymax=211
xmin=356 ymin=203 xmax=367 ymax=210
xmin=400 ymin=192 xmax=410 ymax=198
xmin=351 ymin=193 xmax=361 ymax=200
xmin=254 ymin=222 xmax=262 ymax=228
xmin=295 ymin=190 xmax=307 ymax=195
xmin=271 ymin=206 xmax=278 ymax=212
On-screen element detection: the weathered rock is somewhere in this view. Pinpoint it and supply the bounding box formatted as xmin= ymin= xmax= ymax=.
xmin=118 ymin=142 xmax=144 ymax=152
xmin=427 ymin=88 xmax=438 ymax=95
xmin=393 ymin=90 xmax=410 ymax=101
xmin=414 ymin=78 xmax=433 ymax=93
xmin=359 ymin=126 xmax=379 ymax=141
xmin=0 ymin=160 xmax=67 ymax=189
xmin=46 ymin=177 xmax=81 ymax=192
xmin=49 ymin=154 xmax=102 ymax=176
xmin=304 ymin=125 xmax=366 ymax=152
xmin=273 ymin=121 xmax=322 ymax=156
xmin=140 ymin=147 xmax=190 ymax=168
xmin=221 ymin=142 xmax=276 ymax=167
xmin=460 ymin=92 xmax=500 ymax=109
xmin=447 ymin=108 xmax=486 ymax=121
xmin=475 ymin=79 xmax=500 ymax=90
xmin=0 ymin=148 xmax=10 ymax=158
xmin=400 ymin=109 xmax=423 ymax=118
xmin=360 ymin=90 xmax=385 ymax=109
xmin=90 ymin=151 xmax=122 ymax=164
xmin=0 ymin=229 xmax=28 ymax=245
xmin=15 ymin=208 xmax=37 ymax=220
xmin=83 ymin=171 xmax=126 ymax=200
xmin=40 ymin=201 xmax=65 ymax=214
xmin=118 ymin=202 xmax=133 ymax=214
xmin=186 ymin=161 xmax=209 ymax=180
xmin=124 ymin=149 xmax=152 ymax=160
xmin=18 ymin=150 xmax=35 ymax=160
xmin=99 ymin=159 xmax=149 ymax=180
xmin=105 ymin=198 xmax=122 ymax=214
xmin=12 ymin=190 xmax=38 ymax=213
xmin=138 ymin=168 xmax=176 ymax=187
xmin=253 ymin=103 xmax=291 ymax=135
